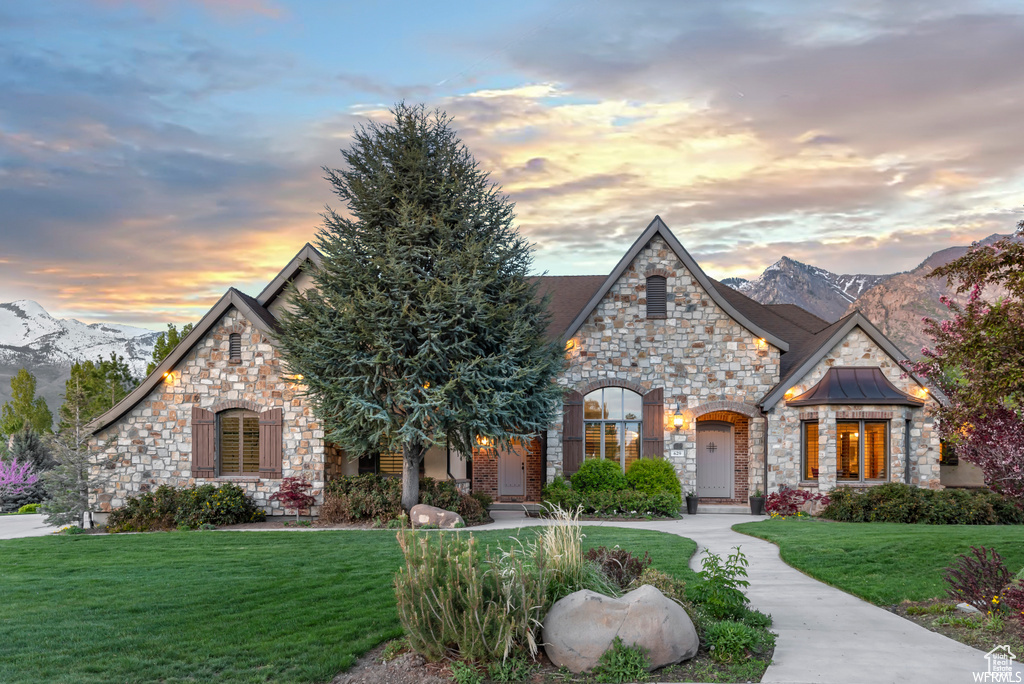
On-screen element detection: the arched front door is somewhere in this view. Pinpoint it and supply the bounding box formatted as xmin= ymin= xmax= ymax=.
xmin=696 ymin=421 xmax=734 ymax=498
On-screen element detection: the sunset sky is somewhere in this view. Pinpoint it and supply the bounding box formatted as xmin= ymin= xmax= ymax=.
xmin=1 ymin=0 xmax=1022 ymax=329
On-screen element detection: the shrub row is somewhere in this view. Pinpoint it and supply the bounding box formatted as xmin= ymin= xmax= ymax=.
xmin=821 ymin=483 xmax=1024 ymax=525
xmin=106 ymin=483 xmax=266 ymax=532
xmin=320 ymin=474 xmax=489 ymax=525
xmin=541 ymin=458 xmax=683 ymax=517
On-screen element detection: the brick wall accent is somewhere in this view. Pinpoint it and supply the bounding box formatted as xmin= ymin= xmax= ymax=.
xmin=836 ymin=411 xmax=894 ymax=420
xmin=471 ymin=436 xmax=543 ymax=502
xmin=577 ymin=378 xmax=648 ymax=395
xmin=696 ymin=411 xmax=749 ymax=505
xmin=210 ymin=400 xmax=264 ymax=413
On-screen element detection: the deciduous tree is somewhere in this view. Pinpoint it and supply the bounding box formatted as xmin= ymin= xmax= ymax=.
xmin=914 ymin=221 xmax=1024 ymax=497
xmin=278 ymin=103 xmax=564 ymax=512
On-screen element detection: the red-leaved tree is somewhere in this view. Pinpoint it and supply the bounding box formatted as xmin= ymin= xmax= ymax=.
xmin=0 ymin=457 xmax=39 ymax=501
xmin=270 ymin=477 xmax=316 ymax=522
xmin=913 ymin=220 xmax=1024 ymax=499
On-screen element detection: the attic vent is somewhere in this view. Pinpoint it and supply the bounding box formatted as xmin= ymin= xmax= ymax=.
xmin=646 ymin=276 xmax=667 ymax=318
xmin=229 ymin=333 xmax=241 ymax=362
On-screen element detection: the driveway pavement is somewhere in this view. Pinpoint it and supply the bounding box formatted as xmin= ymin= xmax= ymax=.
xmin=0 ymin=513 xmax=56 ymax=539
xmin=480 ymin=512 xmax=1024 ymax=684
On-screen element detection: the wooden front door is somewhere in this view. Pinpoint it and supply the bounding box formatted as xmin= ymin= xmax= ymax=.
xmin=696 ymin=421 xmax=734 ymax=498
xmin=498 ymin=444 xmax=525 ymax=497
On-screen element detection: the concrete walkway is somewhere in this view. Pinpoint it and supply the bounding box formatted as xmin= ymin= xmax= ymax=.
xmin=479 ymin=512 xmax=1024 ymax=684
xmin=0 ymin=513 xmax=56 ymax=539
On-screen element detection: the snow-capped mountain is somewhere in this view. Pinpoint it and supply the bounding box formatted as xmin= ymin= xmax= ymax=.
xmin=723 ymin=257 xmax=893 ymax=323
xmin=0 ymin=300 xmax=161 ymax=416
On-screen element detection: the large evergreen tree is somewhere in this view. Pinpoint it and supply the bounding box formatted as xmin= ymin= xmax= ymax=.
xmin=146 ymin=323 xmax=194 ymax=375
xmin=278 ymin=103 xmax=564 ymax=511
xmin=0 ymin=368 xmax=53 ymax=435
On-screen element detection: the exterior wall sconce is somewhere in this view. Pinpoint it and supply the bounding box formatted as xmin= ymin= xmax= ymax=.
xmin=673 ymin=411 xmax=685 ymax=430
xmin=476 ymin=435 xmax=492 ymax=448
xmin=162 ymin=371 xmax=173 ymax=383
xmin=565 ymin=339 xmax=577 ymax=352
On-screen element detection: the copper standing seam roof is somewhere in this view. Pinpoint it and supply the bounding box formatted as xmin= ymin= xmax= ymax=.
xmin=785 ymin=366 xmax=925 ymax=407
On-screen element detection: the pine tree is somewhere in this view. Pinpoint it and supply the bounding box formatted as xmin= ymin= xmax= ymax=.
xmin=0 ymin=368 xmax=54 ymax=435
xmin=146 ymin=323 xmax=194 ymax=375
xmin=43 ymin=374 xmax=115 ymax=526
xmin=278 ymin=103 xmax=564 ymax=512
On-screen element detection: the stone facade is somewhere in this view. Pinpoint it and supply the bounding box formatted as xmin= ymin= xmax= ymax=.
xmin=768 ymin=327 xmax=940 ymax=491
xmin=90 ymin=309 xmax=324 ymax=516
xmin=548 ymin=235 xmax=780 ymax=496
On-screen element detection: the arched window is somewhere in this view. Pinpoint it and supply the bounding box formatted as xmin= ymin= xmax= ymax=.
xmin=229 ymin=333 xmax=242 ymax=362
xmin=583 ymin=387 xmax=642 ymax=471
xmin=219 ymin=409 xmax=260 ymax=476
xmin=646 ymin=275 xmax=666 ymax=318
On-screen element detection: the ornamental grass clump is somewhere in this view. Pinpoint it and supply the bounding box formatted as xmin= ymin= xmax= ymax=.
xmin=394 ymin=531 xmax=549 ymax=662
xmin=537 ymin=504 xmax=619 ymax=601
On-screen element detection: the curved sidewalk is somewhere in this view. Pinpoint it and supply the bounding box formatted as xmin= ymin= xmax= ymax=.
xmin=481 ymin=513 xmax=1024 ymax=684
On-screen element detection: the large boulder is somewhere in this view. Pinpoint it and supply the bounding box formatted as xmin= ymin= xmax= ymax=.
xmin=800 ymin=499 xmax=826 ymax=517
xmin=542 ymin=585 xmax=698 ymax=673
xmin=409 ymin=504 xmax=464 ymax=529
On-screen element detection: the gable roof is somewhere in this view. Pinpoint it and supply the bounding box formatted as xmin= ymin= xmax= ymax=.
xmin=88 ymin=288 xmax=280 ymax=434
xmin=256 ymin=242 xmax=323 ymax=308
xmin=563 ymin=217 xmax=790 ymax=351
xmin=759 ymin=311 xmax=929 ymax=410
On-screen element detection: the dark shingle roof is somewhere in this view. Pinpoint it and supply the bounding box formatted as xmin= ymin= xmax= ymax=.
xmin=531 ymin=275 xmax=606 ymax=341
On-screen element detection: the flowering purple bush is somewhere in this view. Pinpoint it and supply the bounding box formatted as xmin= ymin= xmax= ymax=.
xmin=765 ymin=488 xmax=829 ymax=516
xmin=0 ymin=457 xmax=39 ymax=500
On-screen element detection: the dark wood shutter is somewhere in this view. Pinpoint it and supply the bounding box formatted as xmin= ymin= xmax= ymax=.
xmin=259 ymin=408 xmax=283 ymax=478
xmin=191 ymin=407 xmax=216 ymax=478
xmin=646 ymin=276 xmax=667 ymax=318
xmin=562 ymin=390 xmax=584 ymax=476
xmin=642 ymin=388 xmax=664 ymax=458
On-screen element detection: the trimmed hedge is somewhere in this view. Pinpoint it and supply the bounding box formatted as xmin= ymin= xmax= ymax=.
xmin=320 ymin=474 xmax=488 ymax=524
xmin=570 ymin=458 xmax=627 ymax=493
xmin=626 ymin=458 xmax=682 ymax=499
xmin=821 ymin=483 xmax=1024 ymax=525
xmin=542 ymin=456 xmax=683 ymax=518
xmin=107 ymin=483 xmax=266 ymax=532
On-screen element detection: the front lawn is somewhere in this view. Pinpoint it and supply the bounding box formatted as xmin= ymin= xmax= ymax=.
xmin=0 ymin=527 xmax=697 ymax=684
xmin=735 ymin=517 xmax=1024 ymax=604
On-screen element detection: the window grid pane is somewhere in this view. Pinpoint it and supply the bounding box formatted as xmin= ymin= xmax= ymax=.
xmin=605 ymin=388 xmax=624 ymax=421
xmin=864 ymin=422 xmax=887 ymax=480
xmin=624 ymin=422 xmax=641 ymax=471
xmin=803 ymin=422 xmax=819 ymax=480
xmin=584 ymin=390 xmax=603 ymax=420
xmin=837 ymin=422 xmax=859 ymax=481
xmin=220 ymin=416 xmax=241 ymax=475
xmin=603 ymin=423 xmax=621 ymax=463
xmin=242 ymin=417 xmax=260 ymax=473
xmin=585 ymin=422 xmax=602 ymax=460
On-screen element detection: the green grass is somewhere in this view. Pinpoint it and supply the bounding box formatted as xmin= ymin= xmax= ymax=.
xmin=735 ymin=517 xmax=1024 ymax=604
xmin=0 ymin=526 xmax=696 ymax=684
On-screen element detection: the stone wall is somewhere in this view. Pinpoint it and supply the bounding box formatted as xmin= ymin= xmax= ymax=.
xmin=89 ymin=309 xmax=325 ymax=516
xmin=768 ymin=327 xmax=940 ymax=491
xmin=547 ymin=234 xmax=780 ymax=496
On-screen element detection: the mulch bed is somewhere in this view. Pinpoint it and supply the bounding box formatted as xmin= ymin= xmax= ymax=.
xmin=332 ymin=640 xmax=773 ymax=683
xmin=889 ymin=598 xmax=1024 ymax=653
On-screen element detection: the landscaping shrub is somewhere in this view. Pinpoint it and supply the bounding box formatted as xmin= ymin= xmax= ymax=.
xmin=537 ymin=505 xmax=619 ymax=602
xmin=17 ymin=503 xmax=41 ymax=514
xmin=821 ymin=483 xmax=1022 ymax=525
xmin=585 ymin=546 xmax=652 ymax=590
xmin=107 ymin=483 xmax=265 ymax=533
xmin=592 ymin=636 xmax=650 ymax=683
xmin=570 ymin=458 xmax=628 ymax=493
xmin=703 ymin=620 xmax=772 ymax=663
xmin=688 ymin=547 xmax=751 ymax=620
xmin=765 ymin=488 xmax=829 ymax=516
xmin=322 ymin=475 xmax=488 ymax=525
xmin=631 ymin=567 xmax=687 ymax=604
xmin=541 ymin=486 xmax=680 ymax=518
xmin=625 ymin=458 xmax=681 ymax=499
xmin=944 ymin=546 xmax=1011 ymax=612
xmin=1001 ymin=581 xmax=1024 ymax=625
